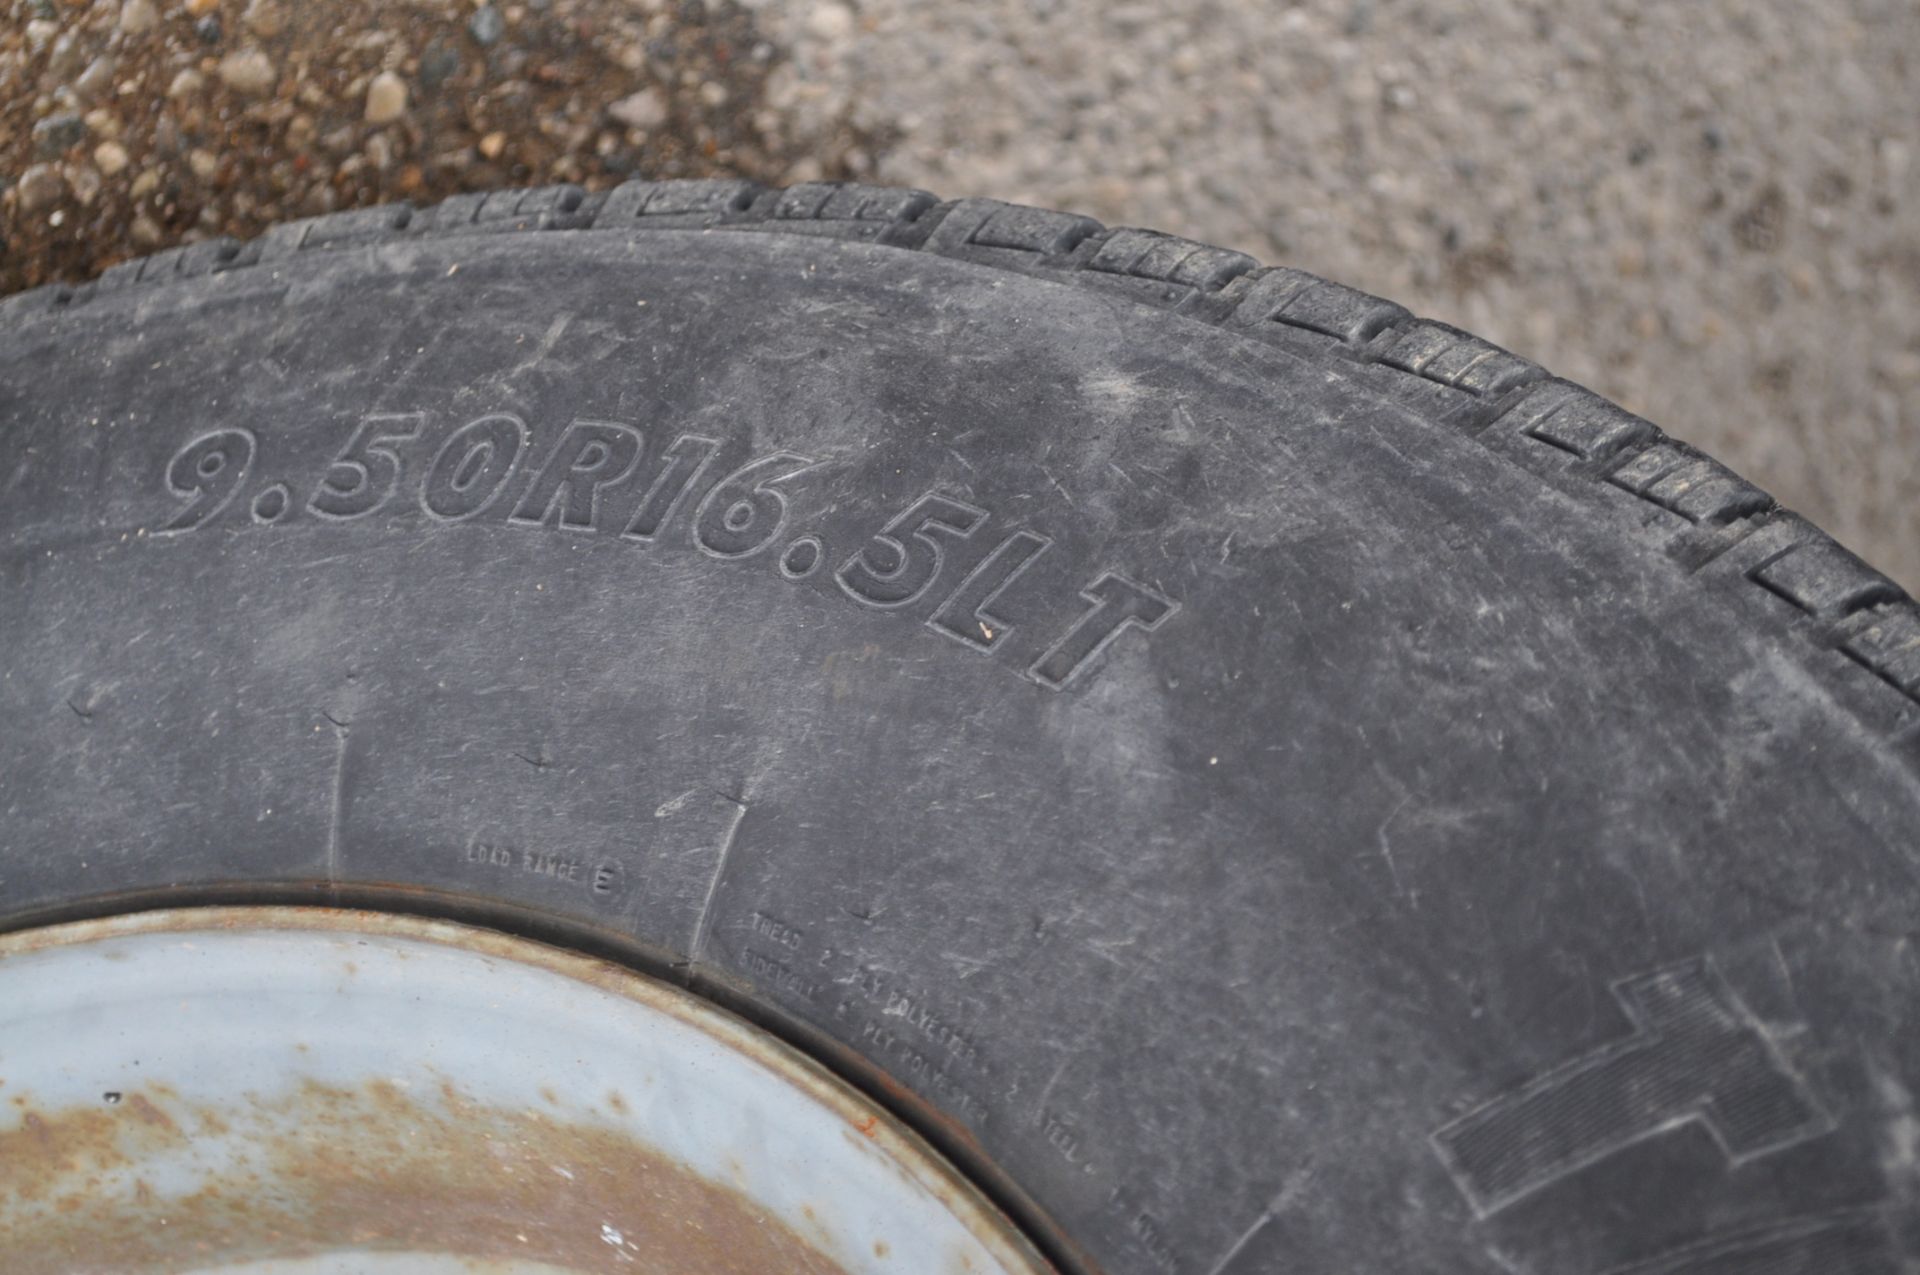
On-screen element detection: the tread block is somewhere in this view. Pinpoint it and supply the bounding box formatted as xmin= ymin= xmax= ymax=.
xmin=253 ymin=203 xmax=414 ymax=261
xmin=169 ymin=237 xmax=246 ymax=278
xmin=1844 ymin=605 xmax=1920 ymax=696
xmin=94 ymin=260 xmax=149 ymax=292
xmin=1610 ymin=443 xmax=1685 ymax=492
xmin=420 ymin=185 xmax=592 ymax=233
xmin=477 ymin=184 xmax=590 ymax=227
xmin=1233 ymin=267 xmax=1409 ymax=344
xmin=1648 ymin=459 xmax=1774 ymax=525
xmin=0 ymin=284 xmax=67 ymax=320
xmin=303 ymin=202 xmax=415 ymax=247
xmin=597 ymin=179 xmax=766 ymax=223
xmin=418 ymin=191 xmax=489 ymax=230
xmin=773 ymin=182 xmax=937 ymax=224
xmin=1753 ymin=538 xmax=1904 ymax=621
xmin=1611 ymin=444 xmax=1772 ymax=524
xmin=962 ymin=199 xmax=1103 ymax=256
xmin=1378 ymin=321 xmax=1540 ymax=396
xmin=1515 ymin=383 xmax=1658 ymax=462
xmin=96 ymin=238 xmax=243 ymax=290
xmin=1087 ymin=228 xmax=1255 ymax=291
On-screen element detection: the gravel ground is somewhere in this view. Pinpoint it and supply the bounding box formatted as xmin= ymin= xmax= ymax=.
xmin=6 ymin=0 xmax=1917 ymax=587
xmin=0 ymin=0 xmax=880 ymax=290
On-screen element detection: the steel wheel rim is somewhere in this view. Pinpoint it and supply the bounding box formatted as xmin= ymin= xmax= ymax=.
xmin=0 ymin=907 xmax=1050 ymax=1274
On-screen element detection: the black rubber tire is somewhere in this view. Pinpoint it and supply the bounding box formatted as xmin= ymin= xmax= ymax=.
xmin=5 ymin=180 xmax=1919 ymax=1275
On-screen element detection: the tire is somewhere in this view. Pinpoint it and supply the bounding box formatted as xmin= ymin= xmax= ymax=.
xmin=3 ymin=180 xmax=1918 ymax=1275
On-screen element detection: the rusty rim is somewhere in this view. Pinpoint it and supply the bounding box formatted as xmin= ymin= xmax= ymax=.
xmin=0 ymin=907 xmax=1052 ymax=1274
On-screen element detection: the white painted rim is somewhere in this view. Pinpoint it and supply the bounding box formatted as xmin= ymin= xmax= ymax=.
xmin=0 ymin=908 xmax=1050 ymax=1275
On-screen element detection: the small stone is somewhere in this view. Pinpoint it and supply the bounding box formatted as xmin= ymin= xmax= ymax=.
xmin=47 ymin=32 xmax=84 ymax=79
xmin=119 ymin=0 xmax=159 ymax=33
xmin=66 ymin=164 xmax=102 ymax=206
xmin=25 ymin=19 xmax=58 ymax=51
xmin=130 ymin=168 xmax=161 ymax=198
xmin=608 ymin=86 xmax=667 ymax=130
xmin=217 ymin=49 xmax=276 ymax=94
xmin=478 ymin=130 xmax=506 ymax=159
xmin=467 ymin=4 xmax=504 ymax=45
xmin=130 ymin=212 xmax=164 ymax=247
xmin=418 ymin=41 xmax=461 ymax=91
xmin=184 ymin=0 xmax=217 ymax=14
xmin=31 ymin=112 xmax=87 ymax=159
xmin=15 ymin=164 xmax=66 ymax=211
xmin=188 ymin=148 xmax=218 ymax=180
xmin=92 ymin=140 xmax=129 ymax=175
xmin=195 ymin=14 xmax=222 ymax=43
xmin=74 ymin=55 xmax=116 ymax=103
xmin=807 ymin=1 xmax=853 ymax=40
xmin=242 ymin=0 xmax=285 ymax=37
xmin=301 ymin=183 xmax=338 ymax=216
xmin=364 ymin=71 xmax=407 ymax=123
xmin=364 ymin=132 xmax=392 ymax=170
xmin=168 ymin=68 xmax=205 ymax=98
